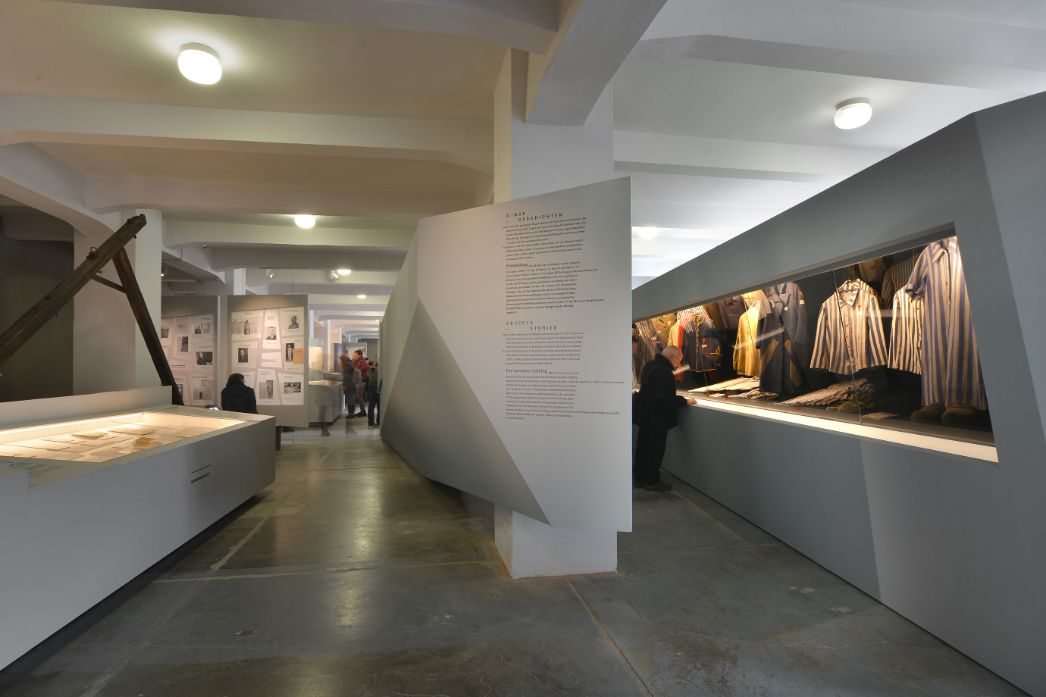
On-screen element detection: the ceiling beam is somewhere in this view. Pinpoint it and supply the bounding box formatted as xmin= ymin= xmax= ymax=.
xmin=164 ymin=220 xmax=413 ymax=251
xmin=206 ymin=246 xmax=405 ymax=272
xmin=642 ymin=0 xmax=1046 ymax=92
xmin=525 ymin=0 xmax=668 ymax=125
xmin=245 ymin=268 xmax=399 ymax=288
xmin=84 ymin=177 xmax=474 ymax=217
xmin=614 ymin=130 xmax=893 ymax=181
xmin=56 ymin=0 xmax=559 ymax=54
xmin=0 ymin=95 xmax=493 ymax=174
xmin=0 ymin=144 xmax=118 ymax=239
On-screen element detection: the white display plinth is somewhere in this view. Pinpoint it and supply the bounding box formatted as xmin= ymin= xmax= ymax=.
xmin=0 ymin=387 xmax=275 ymax=670
xmin=494 ymin=506 xmax=616 ymax=578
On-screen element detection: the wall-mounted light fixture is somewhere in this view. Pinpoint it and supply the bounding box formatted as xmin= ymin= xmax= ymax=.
xmin=294 ymin=214 xmax=316 ymax=229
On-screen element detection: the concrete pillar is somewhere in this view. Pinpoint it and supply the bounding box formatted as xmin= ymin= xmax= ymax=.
xmin=73 ymin=209 xmax=163 ymax=394
xmin=492 ymin=49 xmax=620 ymax=578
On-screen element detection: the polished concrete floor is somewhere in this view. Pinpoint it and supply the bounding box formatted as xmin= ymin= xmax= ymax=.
xmin=0 ymin=419 xmax=1025 ymax=696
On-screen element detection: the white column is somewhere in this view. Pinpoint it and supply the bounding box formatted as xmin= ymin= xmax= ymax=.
xmin=73 ymin=209 xmax=164 ymax=394
xmin=492 ymin=49 xmax=620 ymax=578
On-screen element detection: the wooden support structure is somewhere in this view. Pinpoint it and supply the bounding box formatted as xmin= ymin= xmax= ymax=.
xmin=0 ymin=214 xmax=184 ymax=405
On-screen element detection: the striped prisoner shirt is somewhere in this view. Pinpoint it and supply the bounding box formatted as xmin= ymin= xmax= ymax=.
xmin=888 ymin=282 xmax=922 ymax=375
xmin=879 ymin=255 xmax=918 ymax=308
xmin=905 ymin=236 xmax=987 ymax=409
xmin=810 ymin=279 xmax=887 ymax=375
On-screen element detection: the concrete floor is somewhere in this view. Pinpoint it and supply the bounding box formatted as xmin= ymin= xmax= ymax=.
xmin=0 ymin=419 xmax=1026 ymax=696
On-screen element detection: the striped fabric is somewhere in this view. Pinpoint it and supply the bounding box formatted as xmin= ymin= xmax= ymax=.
xmin=879 ymin=256 xmax=918 ymax=307
xmin=906 ymin=237 xmax=987 ymax=409
xmin=888 ymin=283 xmax=922 ymax=375
xmin=810 ymin=279 xmax=888 ymax=375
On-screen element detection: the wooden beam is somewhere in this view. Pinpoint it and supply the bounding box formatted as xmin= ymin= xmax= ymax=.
xmin=111 ymin=248 xmax=184 ymax=406
xmin=89 ymin=275 xmax=126 ymax=293
xmin=0 ymin=215 xmax=146 ymax=368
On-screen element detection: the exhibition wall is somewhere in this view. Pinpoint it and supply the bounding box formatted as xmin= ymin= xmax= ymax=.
xmin=161 ymin=296 xmax=219 ymax=407
xmin=382 ymin=178 xmax=632 ymax=534
xmin=226 ymin=294 xmax=309 ymax=428
xmin=632 ymin=93 xmax=1046 ymax=696
xmin=0 ymin=234 xmax=72 ymax=402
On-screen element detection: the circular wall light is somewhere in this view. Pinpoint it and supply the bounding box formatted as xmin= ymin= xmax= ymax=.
xmin=356 ymin=294 xmax=368 ymax=300
xmin=293 ymin=214 xmax=316 ymax=229
xmin=634 ymin=227 xmax=659 ymax=240
xmin=178 ymin=44 xmax=222 ymax=85
xmin=834 ymin=98 xmax=873 ymax=130
xmin=336 ymin=268 xmax=351 ymax=276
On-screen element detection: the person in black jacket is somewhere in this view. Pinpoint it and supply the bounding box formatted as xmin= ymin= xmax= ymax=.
xmin=220 ymin=373 xmax=258 ymax=414
xmin=634 ymin=346 xmax=695 ymax=491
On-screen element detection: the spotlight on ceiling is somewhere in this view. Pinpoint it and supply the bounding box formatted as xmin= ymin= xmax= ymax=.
xmin=294 ymin=214 xmax=317 ymax=229
xmin=178 ymin=43 xmax=222 ymax=85
xmin=266 ymin=269 xmax=274 ymax=279
xmin=834 ymin=98 xmax=873 ymax=130
xmin=328 ymin=269 xmax=340 ymax=281
xmin=634 ymin=227 xmax=659 ymax=240
xmin=336 ymin=268 xmax=351 ymax=276
xmin=356 ymin=294 xmax=368 ymax=300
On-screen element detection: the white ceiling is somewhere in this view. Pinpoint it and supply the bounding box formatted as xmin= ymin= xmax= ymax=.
xmin=3 ymin=0 xmax=1046 ymax=304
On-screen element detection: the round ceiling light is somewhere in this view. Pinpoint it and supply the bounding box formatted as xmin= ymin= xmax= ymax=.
xmin=178 ymin=44 xmax=222 ymax=85
xmin=834 ymin=98 xmax=873 ymax=130
xmin=634 ymin=227 xmax=659 ymax=240
xmin=336 ymin=268 xmax=351 ymax=276
xmin=294 ymin=214 xmax=316 ymax=229
xmin=356 ymin=294 xmax=368 ymax=300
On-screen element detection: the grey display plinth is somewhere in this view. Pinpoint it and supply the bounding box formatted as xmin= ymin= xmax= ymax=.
xmin=633 ymin=93 xmax=1046 ymax=696
xmin=0 ymin=386 xmax=275 ymax=670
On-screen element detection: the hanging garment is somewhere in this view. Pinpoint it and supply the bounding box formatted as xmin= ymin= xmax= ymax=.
xmin=683 ymin=314 xmax=722 ymax=372
xmin=880 ymin=255 xmax=918 ymax=308
xmin=715 ymin=296 xmax=746 ymax=331
xmin=757 ymin=282 xmax=809 ymax=396
xmin=888 ymin=282 xmax=922 ymax=375
xmin=668 ymin=320 xmax=685 ymax=349
xmin=733 ymin=304 xmax=763 ymax=377
xmin=906 ymin=236 xmax=987 ymax=409
xmin=650 ymin=314 xmax=675 ymax=350
xmin=809 ymin=278 xmax=888 ymax=375
xmin=632 ymin=326 xmax=655 ymax=388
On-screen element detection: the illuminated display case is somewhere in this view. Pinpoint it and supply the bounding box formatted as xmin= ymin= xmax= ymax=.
xmin=634 ymin=233 xmax=991 ymax=445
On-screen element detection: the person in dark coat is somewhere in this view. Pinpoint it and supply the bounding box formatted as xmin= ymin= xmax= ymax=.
xmin=634 ymin=346 xmax=694 ymax=491
xmin=220 ymin=373 xmax=258 ymax=414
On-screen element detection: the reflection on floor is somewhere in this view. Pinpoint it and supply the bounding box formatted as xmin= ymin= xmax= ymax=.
xmin=0 ymin=418 xmax=1025 ymax=696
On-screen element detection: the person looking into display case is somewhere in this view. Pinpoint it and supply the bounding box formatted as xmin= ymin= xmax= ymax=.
xmin=634 ymin=346 xmax=696 ymax=491
xmin=220 ymin=373 xmax=257 ymax=414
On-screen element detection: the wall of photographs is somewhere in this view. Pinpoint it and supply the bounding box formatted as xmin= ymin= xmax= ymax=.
xmin=227 ymin=295 xmax=310 ymax=427
xmin=160 ymin=298 xmax=218 ymax=407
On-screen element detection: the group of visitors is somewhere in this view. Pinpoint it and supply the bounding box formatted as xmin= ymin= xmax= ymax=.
xmin=341 ymin=348 xmax=381 ymax=428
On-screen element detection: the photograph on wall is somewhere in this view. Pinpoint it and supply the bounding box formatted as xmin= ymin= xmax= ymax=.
xmin=260 ymin=351 xmax=283 ymax=370
xmin=195 ymin=350 xmax=213 ymax=367
xmin=284 ymin=341 xmax=296 ymax=363
xmin=192 ymin=315 xmax=214 ymax=337
xmin=230 ymin=310 xmax=263 ymax=339
xmin=189 ymin=376 xmax=214 ymax=405
xmin=174 ymin=317 xmax=191 ymax=334
xmin=159 ymin=321 xmax=172 ymax=346
xmin=279 ymin=307 xmax=305 ymax=337
xmin=256 ymin=369 xmax=279 ymax=405
xmin=176 ymin=335 xmax=190 ymax=354
xmin=175 ymin=381 xmax=185 ymax=401
xmin=278 ymin=372 xmax=304 ymax=405
xmin=262 ymin=310 xmax=281 ymax=349
xmin=232 ymin=340 xmax=257 ymax=369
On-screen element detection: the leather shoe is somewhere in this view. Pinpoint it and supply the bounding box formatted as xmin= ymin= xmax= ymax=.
xmin=911 ymin=403 xmax=946 ymax=423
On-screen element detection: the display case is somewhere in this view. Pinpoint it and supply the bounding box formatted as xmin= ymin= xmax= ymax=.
xmin=0 ymin=387 xmax=275 ymax=671
xmin=634 ymin=233 xmax=992 ymax=445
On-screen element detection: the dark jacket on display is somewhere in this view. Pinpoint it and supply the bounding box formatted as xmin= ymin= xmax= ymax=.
xmin=637 ymin=354 xmax=687 ymax=431
xmin=220 ymin=383 xmax=258 ymax=414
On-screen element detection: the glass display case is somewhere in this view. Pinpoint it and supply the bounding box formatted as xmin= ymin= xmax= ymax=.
xmin=633 ymin=233 xmax=992 ymax=443
xmin=0 ymin=407 xmax=242 ymax=485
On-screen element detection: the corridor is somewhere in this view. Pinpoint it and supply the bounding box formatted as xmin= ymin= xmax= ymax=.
xmin=0 ymin=420 xmax=1024 ymax=696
